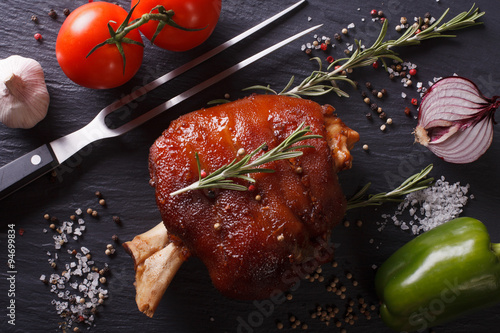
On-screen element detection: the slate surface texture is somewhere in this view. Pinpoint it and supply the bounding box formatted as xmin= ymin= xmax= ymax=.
xmin=1 ymin=0 xmax=500 ymax=332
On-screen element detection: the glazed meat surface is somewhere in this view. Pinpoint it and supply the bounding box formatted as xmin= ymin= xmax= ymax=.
xmin=149 ymin=94 xmax=358 ymax=299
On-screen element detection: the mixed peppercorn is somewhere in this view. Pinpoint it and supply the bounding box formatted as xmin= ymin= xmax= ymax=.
xmin=40 ymin=191 xmax=122 ymax=331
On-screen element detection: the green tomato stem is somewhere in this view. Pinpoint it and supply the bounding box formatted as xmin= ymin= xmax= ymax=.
xmin=87 ymin=3 xmax=205 ymax=74
xmin=114 ymin=11 xmax=174 ymax=42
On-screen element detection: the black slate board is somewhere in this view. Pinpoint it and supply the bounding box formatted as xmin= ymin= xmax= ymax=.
xmin=1 ymin=0 xmax=500 ymax=332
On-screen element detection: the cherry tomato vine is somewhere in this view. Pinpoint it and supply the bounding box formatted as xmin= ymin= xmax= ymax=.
xmin=56 ymin=0 xmax=221 ymax=89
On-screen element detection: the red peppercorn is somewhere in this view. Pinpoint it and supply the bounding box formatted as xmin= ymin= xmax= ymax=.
xmin=248 ymin=185 xmax=256 ymax=192
xmin=416 ymin=29 xmax=421 ymax=34
xmin=370 ymin=9 xmax=378 ymax=16
xmin=320 ymin=43 xmax=327 ymax=51
xmin=326 ymin=56 xmax=334 ymax=63
xmin=372 ymin=61 xmax=379 ymax=69
xmin=411 ymin=98 xmax=418 ymax=106
xmin=409 ymin=68 xmax=417 ymax=76
xmin=404 ymin=107 xmax=411 ymax=116
xmin=34 ymin=33 xmax=42 ymax=41
xmin=380 ymin=17 xmax=386 ymax=22
xmin=334 ymin=65 xmax=341 ymax=70
xmin=200 ymin=170 xmax=207 ymax=178
xmin=19 ymin=228 xmax=24 ymax=236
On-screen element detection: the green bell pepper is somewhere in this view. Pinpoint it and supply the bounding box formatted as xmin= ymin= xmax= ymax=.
xmin=375 ymin=217 xmax=500 ymax=332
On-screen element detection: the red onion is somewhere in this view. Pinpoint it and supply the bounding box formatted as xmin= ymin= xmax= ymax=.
xmin=414 ymin=76 xmax=499 ymax=163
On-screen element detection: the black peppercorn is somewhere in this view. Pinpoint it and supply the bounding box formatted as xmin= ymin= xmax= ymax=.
xmin=361 ymin=91 xmax=367 ymax=98
xmin=63 ymin=8 xmax=70 ymax=16
xmin=334 ymin=33 xmax=342 ymax=42
xmin=371 ymin=89 xmax=378 ymax=96
xmin=207 ymin=189 xmax=216 ymax=199
xmin=305 ymin=48 xmax=312 ymax=56
xmin=365 ymin=82 xmax=372 ymax=89
xmin=365 ymin=113 xmax=373 ymax=120
xmin=381 ymin=88 xmax=388 ymax=96
xmin=31 ymin=15 xmax=38 ymax=23
xmin=370 ymin=103 xmax=378 ymax=111
xmin=424 ymin=12 xmax=431 ymax=19
xmin=112 ymin=215 xmax=121 ymax=225
xmin=99 ymin=266 xmax=110 ymax=276
xmin=379 ymin=112 xmax=387 ymax=119
xmin=48 ymin=9 xmax=57 ymax=19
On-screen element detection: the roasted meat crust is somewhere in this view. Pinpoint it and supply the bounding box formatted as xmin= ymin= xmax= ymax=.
xmin=149 ymin=94 xmax=358 ymax=299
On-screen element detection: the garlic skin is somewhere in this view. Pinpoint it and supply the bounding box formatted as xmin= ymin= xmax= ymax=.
xmin=0 ymin=55 xmax=50 ymax=129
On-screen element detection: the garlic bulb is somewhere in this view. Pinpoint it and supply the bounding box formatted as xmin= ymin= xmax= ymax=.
xmin=0 ymin=55 xmax=50 ymax=129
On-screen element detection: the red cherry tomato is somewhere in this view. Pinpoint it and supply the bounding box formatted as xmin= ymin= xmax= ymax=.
xmin=56 ymin=2 xmax=144 ymax=89
xmin=131 ymin=0 xmax=222 ymax=52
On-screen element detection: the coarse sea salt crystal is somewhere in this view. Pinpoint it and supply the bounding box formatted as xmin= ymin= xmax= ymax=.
xmin=379 ymin=176 xmax=471 ymax=235
xmin=43 ymin=205 xmax=111 ymax=330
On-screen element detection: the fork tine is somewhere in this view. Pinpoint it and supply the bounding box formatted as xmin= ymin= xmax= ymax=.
xmin=96 ymin=0 xmax=306 ymax=120
xmin=113 ymin=24 xmax=323 ymax=135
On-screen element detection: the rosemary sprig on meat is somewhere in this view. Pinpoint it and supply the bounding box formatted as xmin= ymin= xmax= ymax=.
xmin=170 ymin=123 xmax=321 ymax=196
xmin=246 ymin=5 xmax=484 ymax=98
xmin=346 ymin=164 xmax=434 ymax=210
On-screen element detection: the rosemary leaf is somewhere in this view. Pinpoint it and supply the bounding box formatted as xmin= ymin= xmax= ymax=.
xmin=346 ymin=164 xmax=434 ymax=211
xmin=247 ymin=5 xmax=484 ymax=98
xmin=170 ymin=122 xmax=322 ymax=196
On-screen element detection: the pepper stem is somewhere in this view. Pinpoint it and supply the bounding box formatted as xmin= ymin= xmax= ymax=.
xmin=491 ymin=243 xmax=500 ymax=257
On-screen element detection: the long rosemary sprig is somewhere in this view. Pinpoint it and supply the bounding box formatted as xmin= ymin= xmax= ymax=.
xmin=246 ymin=5 xmax=484 ymax=98
xmin=170 ymin=123 xmax=322 ymax=196
xmin=346 ymin=164 xmax=434 ymax=211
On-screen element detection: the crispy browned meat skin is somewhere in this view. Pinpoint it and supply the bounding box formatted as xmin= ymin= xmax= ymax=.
xmin=149 ymin=94 xmax=358 ymax=299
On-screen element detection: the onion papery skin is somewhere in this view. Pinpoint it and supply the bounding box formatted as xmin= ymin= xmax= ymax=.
xmin=414 ymin=76 xmax=498 ymax=164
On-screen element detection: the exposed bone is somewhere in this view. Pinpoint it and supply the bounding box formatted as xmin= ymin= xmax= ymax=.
xmin=123 ymin=221 xmax=170 ymax=268
xmin=124 ymin=222 xmax=186 ymax=317
xmin=134 ymin=241 xmax=185 ymax=317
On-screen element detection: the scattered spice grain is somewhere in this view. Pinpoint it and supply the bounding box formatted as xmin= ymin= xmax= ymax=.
xmin=48 ymin=9 xmax=57 ymax=19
